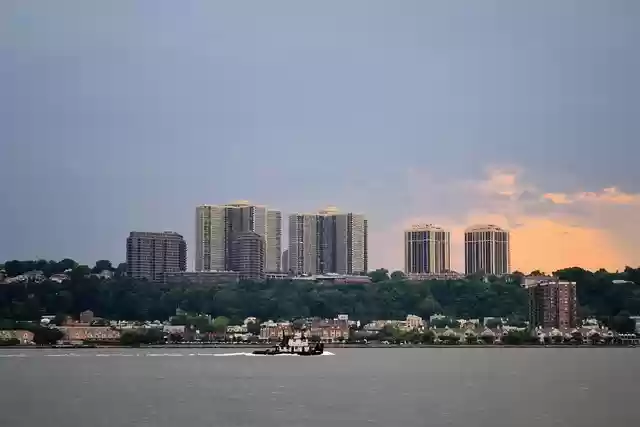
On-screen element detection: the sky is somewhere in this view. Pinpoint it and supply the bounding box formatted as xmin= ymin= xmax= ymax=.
xmin=1 ymin=1 xmax=639 ymax=273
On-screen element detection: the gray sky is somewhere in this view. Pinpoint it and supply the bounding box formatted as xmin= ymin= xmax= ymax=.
xmin=1 ymin=1 xmax=639 ymax=272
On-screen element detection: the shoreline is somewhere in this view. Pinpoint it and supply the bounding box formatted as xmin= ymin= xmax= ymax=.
xmin=1 ymin=343 xmax=636 ymax=350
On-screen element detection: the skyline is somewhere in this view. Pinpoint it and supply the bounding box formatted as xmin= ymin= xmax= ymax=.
xmin=1 ymin=1 xmax=639 ymax=273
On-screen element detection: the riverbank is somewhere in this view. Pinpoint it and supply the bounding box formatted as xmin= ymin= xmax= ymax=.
xmin=1 ymin=343 xmax=636 ymax=349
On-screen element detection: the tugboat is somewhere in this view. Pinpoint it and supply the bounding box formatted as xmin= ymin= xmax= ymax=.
xmin=253 ymin=330 xmax=324 ymax=356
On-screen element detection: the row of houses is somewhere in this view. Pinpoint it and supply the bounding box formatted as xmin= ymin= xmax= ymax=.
xmin=0 ymin=269 xmax=115 ymax=284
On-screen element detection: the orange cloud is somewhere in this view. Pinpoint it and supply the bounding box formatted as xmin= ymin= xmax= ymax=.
xmin=544 ymin=187 xmax=640 ymax=205
xmin=370 ymin=167 xmax=640 ymax=273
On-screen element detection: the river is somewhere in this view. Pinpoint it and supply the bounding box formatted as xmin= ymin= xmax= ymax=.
xmin=0 ymin=347 xmax=637 ymax=426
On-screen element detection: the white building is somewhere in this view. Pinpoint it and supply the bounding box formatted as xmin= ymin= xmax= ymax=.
xmin=195 ymin=201 xmax=282 ymax=272
xmin=288 ymin=207 xmax=368 ymax=276
xmin=464 ymin=224 xmax=510 ymax=275
xmin=404 ymin=224 xmax=450 ymax=275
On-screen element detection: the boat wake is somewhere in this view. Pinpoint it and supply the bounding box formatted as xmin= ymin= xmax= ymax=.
xmin=204 ymin=351 xmax=335 ymax=357
xmin=4 ymin=351 xmax=336 ymax=358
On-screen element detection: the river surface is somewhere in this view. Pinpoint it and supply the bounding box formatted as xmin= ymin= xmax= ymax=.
xmin=0 ymin=347 xmax=638 ymax=427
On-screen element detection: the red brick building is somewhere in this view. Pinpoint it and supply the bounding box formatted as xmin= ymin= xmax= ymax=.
xmin=527 ymin=279 xmax=577 ymax=328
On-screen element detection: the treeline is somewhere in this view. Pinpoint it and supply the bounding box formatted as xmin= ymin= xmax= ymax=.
xmin=0 ymin=260 xmax=639 ymax=326
xmin=1 ymin=259 xmax=126 ymax=278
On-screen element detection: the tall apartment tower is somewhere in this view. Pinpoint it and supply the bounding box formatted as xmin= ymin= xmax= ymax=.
xmin=288 ymin=213 xmax=319 ymax=275
xmin=230 ymin=232 xmax=265 ymax=281
xmin=527 ymin=278 xmax=577 ymax=328
xmin=195 ymin=201 xmax=282 ymax=272
xmin=266 ymin=209 xmax=282 ymax=272
xmin=404 ymin=224 xmax=450 ymax=275
xmin=464 ymin=224 xmax=510 ymax=276
xmin=288 ymin=207 xmax=368 ymax=276
xmin=126 ymin=231 xmax=187 ymax=283
xmin=281 ymin=249 xmax=289 ymax=273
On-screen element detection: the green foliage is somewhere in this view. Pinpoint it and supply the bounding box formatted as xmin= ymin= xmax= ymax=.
xmin=430 ymin=317 xmax=456 ymax=328
xmin=246 ymin=320 xmax=261 ymax=335
xmin=502 ymin=330 xmax=530 ymax=345
xmin=1 ymin=260 xmax=639 ymax=330
xmin=0 ymin=338 xmax=20 ymax=346
xmin=168 ymin=332 xmax=183 ymax=343
xmin=24 ymin=325 xmax=64 ymax=345
xmin=367 ymin=268 xmax=389 ymax=283
xmin=212 ymin=316 xmax=230 ymax=332
xmin=484 ymin=318 xmax=503 ymax=329
xmin=120 ymin=328 xmax=163 ymax=346
xmin=171 ymin=314 xmax=211 ymax=330
xmin=438 ymin=334 xmax=461 ymax=344
xmin=390 ymin=271 xmax=406 ymax=280
xmin=92 ymin=260 xmax=114 ymax=273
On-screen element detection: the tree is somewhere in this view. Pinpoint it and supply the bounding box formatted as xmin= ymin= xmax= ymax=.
xmin=421 ymin=330 xmax=435 ymax=344
xmin=57 ymin=259 xmax=78 ymax=272
xmin=485 ymin=318 xmax=503 ymax=329
xmin=246 ymin=320 xmax=261 ymax=336
xmin=115 ymin=263 xmax=127 ymax=277
xmin=430 ymin=317 xmax=456 ymax=328
xmin=212 ymin=316 xmax=230 ymax=333
xmin=503 ymin=330 xmax=528 ymax=345
xmin=51 ymin=313 xmax=69 ymax=326
xmin=168 ymin=332 xmax=183 ymax=343
xmin=390 ymin=271 xmax=405 ymax=280
xmin=417 ymin=298 xmax=442 ymax=319
xmin=0 ymin=338 xmax=20 ymax=346
xmin=611 ymin=312 xmax=636 ymax=333
xmin=92 ymin=260 xmax=113 ymax=273
xmin=368 ymin=268 xmax=389 ymax=283
xmin=1 ymin=258 xmax=639 ymax=330
xmin=30 ymin=326 xmax=64 ymax=345
xmin=120 ymin=329 xmax=163 ymax=346
xmin=292 ymin=319 xmax=306 ymax=330
xmin=570 ymin=330 xmax=583 ymax=345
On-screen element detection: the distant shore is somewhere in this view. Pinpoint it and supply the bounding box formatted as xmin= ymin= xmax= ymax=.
xmin=2 ymin=343 xmax=636 ymax=350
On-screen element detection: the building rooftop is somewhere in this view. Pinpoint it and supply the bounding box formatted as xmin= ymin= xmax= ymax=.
xmin=465 ymin=224 xmax=508 ymax=232
xmin=406 ymin=224 xmax=448 ymax=232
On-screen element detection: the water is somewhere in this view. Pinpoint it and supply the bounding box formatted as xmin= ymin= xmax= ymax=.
xmin=0 ymin=347 xmax=638 ymax=427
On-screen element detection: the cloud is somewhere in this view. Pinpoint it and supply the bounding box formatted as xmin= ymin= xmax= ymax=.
xmin=369 ymin=167 xmax=640 ymax=273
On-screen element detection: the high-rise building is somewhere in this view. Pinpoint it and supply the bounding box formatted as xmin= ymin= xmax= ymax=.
xmin=464 ymin=224 xmax=510 ymax=275
xmin=230 ymin=232 xmax=265 ymax=281
xmin=281 ymin=249 xmax=289 ymax=273
xmin=404 ymin=224 xmax=450 ymax=274
xmin=288 ymin=207 xmax=368 ymax=275
xmin=266 ymin=209 xmax=282 ymax=272
xmin=288 ymin=213 xmax=319 ymax=275
xmin=526 ymin=278 xmax=577 ymax=328
xmin=126 ymin=231 xmax=186 ymax=283
xmin=195 ymin=201 xmax=282 ymax=272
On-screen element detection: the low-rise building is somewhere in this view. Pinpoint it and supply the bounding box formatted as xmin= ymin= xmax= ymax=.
xmin=292 ymin=273 xmax=371 ymax=284
xmin=405 ymin=314 xmax=424 ymax=330
xmin=49 ymin=273 xmax=70 ymax=283
xmin=0 ymin=330 xmax=34 ymax=344
xmin=259 ymin=320 xmax=292 ymax=340
xmin=406 ymin=272 xmax=464 ymax=281
xmin=630 ymin=316 xmax=640 ymax=334
xmin=56 ymin=326 xmax=121 ymax=343
xmin=79 ymin=310 xmax=94 ymax=324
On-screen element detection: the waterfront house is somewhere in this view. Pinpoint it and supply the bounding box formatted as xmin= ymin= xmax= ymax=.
xmin=56 ymin=326 xmax=121 ymax=344
xmin=0 ymin=330 xmax=34 ymax=344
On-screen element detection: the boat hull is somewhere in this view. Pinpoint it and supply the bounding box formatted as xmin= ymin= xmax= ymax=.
xmin=251 ymin=350 xmax=324 ymax=356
